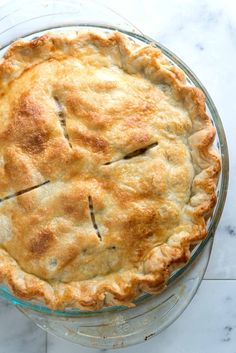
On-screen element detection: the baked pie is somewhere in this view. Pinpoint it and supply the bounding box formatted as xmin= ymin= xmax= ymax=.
xmin=0 ymin=31 xmax=220 ymax=310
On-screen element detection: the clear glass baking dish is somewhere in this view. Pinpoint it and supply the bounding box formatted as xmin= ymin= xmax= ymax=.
xmin=0 ymin=0 xmax=229 ymax=349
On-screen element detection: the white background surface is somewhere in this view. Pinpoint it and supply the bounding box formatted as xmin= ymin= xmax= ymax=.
xmin=0 ymin=0 xmax=235 ymax=352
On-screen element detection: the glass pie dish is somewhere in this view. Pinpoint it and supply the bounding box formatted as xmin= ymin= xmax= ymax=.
xmin=0 ymin=0 xmax=229 ymax=349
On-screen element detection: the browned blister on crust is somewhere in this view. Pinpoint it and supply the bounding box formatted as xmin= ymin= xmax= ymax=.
xmin=0 ymin=31 xmax=220 ymax=310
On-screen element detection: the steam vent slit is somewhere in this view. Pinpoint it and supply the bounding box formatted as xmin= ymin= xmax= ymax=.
xmin=88 ymin=195 xmax=102 ymax=241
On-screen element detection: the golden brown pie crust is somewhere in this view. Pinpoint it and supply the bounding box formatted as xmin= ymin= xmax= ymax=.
xmin=0 ymin=31 xmax=220 ymax=310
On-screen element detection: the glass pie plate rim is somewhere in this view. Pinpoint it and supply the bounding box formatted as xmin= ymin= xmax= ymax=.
xmin=0 ymin=9 xmax=229 ymax=319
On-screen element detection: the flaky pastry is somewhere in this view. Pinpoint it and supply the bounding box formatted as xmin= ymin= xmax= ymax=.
xmin=0 ymin=31 xmax=220 ymax=310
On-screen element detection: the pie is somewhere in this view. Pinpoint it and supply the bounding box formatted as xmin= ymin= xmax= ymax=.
xmin=0 ymin=30 xmax=220 ymax=310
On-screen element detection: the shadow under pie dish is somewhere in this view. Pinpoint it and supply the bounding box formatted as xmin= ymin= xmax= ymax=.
xmin=0 ymin=30 xmax=221 ymax=311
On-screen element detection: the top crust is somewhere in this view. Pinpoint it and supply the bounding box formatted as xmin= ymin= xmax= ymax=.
xmin=0 ymin=31 xmax=220 ymax=310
